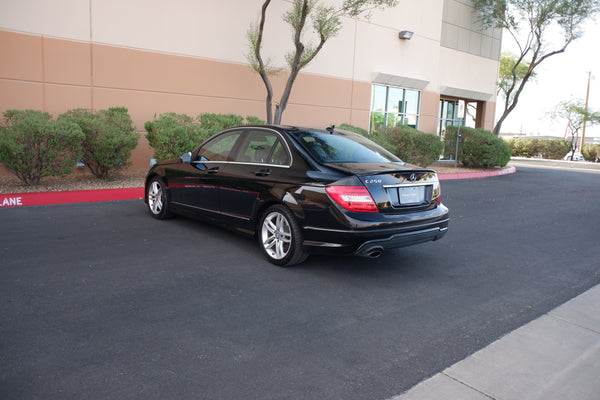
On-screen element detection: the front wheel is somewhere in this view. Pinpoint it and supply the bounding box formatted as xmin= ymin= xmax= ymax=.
xmin=259 ymin=205 xmax=308 ymax=267
xmin=146 ymin=176 xmax=173 ymax=219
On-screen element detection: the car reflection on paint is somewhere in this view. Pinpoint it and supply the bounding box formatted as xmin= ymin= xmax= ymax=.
xmin=144 ymin=125 xmax=449 ymax=266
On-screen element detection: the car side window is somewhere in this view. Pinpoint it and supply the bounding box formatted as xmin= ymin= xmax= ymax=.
xmin=235 ymin=130 xmax=286 ymax=164
xmin=196 ymin=131 xmax=242 ymax=162
xmin=269 ymin=140 xmax=290 ymax=165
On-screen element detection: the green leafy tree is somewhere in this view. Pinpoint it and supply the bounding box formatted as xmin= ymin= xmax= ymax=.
xmin=0 ymin=110 xmax=84 ymax=185
xmin=472 ymin=0 xmax=600 ymax=136
xmin=498 ymin=51 xmax=536 ymax=103
xmin=59 ymin=107 xmax=139 ymax=179
xmin=248 ymin=0 xmax=397 ymax=124
xmin=552 ymin=98 xmax=600 ymax=159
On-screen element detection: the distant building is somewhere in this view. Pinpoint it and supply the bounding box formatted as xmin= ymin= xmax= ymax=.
xmin=0 ymin=0 xmax=501 ymax=170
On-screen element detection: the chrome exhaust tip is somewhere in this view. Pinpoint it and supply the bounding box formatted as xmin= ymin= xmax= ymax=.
xmin=360 ymin=246 xmax=383 ymax=259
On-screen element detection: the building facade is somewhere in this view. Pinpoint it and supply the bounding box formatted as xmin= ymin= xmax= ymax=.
xmin=0 ymin=0 xmax=501 ymax=170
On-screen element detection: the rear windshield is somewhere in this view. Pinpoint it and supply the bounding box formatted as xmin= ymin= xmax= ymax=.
xmin=286 ymin=129 xmax=405 ymax=164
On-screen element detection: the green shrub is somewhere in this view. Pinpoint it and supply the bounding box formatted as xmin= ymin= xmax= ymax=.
xmin=145 ymin=113 xmax=265 ymax=161
xmin=59 ymin=107 xmax=139 ymax=179
xmin=145 ymin=113 xmax=205 ymax=161
xmin=245 ymin=116 xmax=266 ymax=126
xmin=445 ymin=126 xmax=511 ymax=168
xmin=337 ymin=123 xmax=397 ymax=154
xmin=538 ymin=139 xmax=571 ymax=159
xmin=506 ymin=137 xmax=539 ymax=158
xmin=338 ymin=123 xmax=368 ymax=136
xmin=0 ymin=110 xmax=84 ymax=185
xmin=582 ymin=143 xmax=600 ymax=162
xmin=507 ymin=137 xmax=570 ymax=159
xmin=199 ymin=113 xmax=244 ymax=138
xmin=377 ymin=125 xmax=443 ymax=167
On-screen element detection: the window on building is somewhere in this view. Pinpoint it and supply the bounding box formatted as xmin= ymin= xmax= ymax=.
xmin=439 ymin=99 xmax=464 ymax=137
xmin=438 ymin=98 xmax=480 ymax=160
xmin=438 ymin=99 xmax=478 ymax=138
xmin=370 ymin=85 xmax=421 ymax=132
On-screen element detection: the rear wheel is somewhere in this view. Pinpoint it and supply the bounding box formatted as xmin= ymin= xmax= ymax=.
xmin=259 ymin=204 xmax=308 ymax=266
xmin=146 ymin=176 xmax=173 ymax=219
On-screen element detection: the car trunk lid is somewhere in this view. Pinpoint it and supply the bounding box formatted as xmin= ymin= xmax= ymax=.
xmin=326 ymin=162 xmax=441 ymax=213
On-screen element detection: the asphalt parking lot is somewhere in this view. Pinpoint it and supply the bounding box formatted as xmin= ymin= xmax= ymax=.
xmin=1 ymin=166 xmax=599 ymax=400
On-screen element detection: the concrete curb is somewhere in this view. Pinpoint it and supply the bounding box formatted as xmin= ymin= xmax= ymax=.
xmin=0 ymin=167 xmax=517 ymax=208
xmin=438 ymin=166 xmax=516 ymax=181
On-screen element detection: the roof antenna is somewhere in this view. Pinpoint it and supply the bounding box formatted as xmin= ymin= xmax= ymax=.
xmin=326 ymin=124 xmax=335 ymax=134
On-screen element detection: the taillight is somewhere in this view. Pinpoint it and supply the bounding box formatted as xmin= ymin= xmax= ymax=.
xmin=326 ymin=185 xmax=378 ymax=213
xmin=432 ymin=179 xmax=442 ymax=206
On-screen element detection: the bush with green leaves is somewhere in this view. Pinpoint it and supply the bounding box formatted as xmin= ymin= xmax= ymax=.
xmin=376 ymin=125 xmax=443 ymax=167
xmin=505 ymin=137 xmax=538 ymax=158
xmin=59 ymin=107 xmax=139 ymax=179
xmin=507 ymin=137 xmax=570 ymax=159
xmin=337 ymin=123 xmax=397 ymax=155
xmin=145 ymin=113 xmax=265 ymax=161
xmin=245 ymin=115 xmax=266 ymax=126
xmin=445 ymin=126 xmax=511 ymax=168
xmin=337 ymin=123 xmax=368 ymax=136
xmin=199 ymin=113 xmax=243 ymax=137
xmin=0 ymin=110 xmax=84 ymax=185
xmin=582 ymin=143 xmax=600 ymax=162
xmin=145 ymin=113 xmax=205 ymax=161
xmin=538 ymin=139 xmax=571 ymax=159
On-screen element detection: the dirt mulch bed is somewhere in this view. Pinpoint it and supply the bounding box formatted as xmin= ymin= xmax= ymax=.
xmin=1 ymin=163 xmax=502 ymax=194
xmin=0 ymin=169 xmax=147 ymax=194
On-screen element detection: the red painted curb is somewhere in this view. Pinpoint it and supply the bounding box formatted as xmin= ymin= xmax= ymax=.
xmin=0 ymin=187 xmax=144 ymax=208
xmin=438 ymin=166 xmax=516 ymax=181
xmin=0 ymin=167 xmax=516 ymax=208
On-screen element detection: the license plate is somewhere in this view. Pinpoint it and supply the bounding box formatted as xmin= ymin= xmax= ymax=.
xmin=399 ymin=186 xmax=425 ymax=205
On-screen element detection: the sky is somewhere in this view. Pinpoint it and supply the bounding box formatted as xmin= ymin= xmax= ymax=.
xmin=496 ymin=19 xmax=600 ymax=140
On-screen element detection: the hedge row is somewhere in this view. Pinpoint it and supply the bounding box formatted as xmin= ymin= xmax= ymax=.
xmin=145 ymin=113 xmax=265 ymax=160
xmin=2 ymin=108 xmax=517 ymax=187
xmin=582 ymin=144 xmax=600 ymax=162
xmin=0 ymin=108 xmax=138 ymax=185
xmin=341 ymin=123 xmax=510 ymax=169
xmin=505 ymin=137 xmax=571 ymax=160
xmin=339 ymin=124 xmax=443 ymax=167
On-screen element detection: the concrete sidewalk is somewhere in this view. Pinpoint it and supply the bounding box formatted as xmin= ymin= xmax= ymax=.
xmin=392 ymin=284 xmax=600 ymax=400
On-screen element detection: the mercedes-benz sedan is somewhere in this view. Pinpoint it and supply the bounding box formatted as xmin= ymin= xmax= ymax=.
xmin=144 ymin=125 xmax=449 ymax=266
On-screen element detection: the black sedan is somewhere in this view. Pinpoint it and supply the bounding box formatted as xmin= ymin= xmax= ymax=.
xmin=144 ymin=125 xmax=449 ymax=266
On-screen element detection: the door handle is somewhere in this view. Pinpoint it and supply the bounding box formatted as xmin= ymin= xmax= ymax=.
xmin=255 ymin=169 xmax=270 ymax=176
xmin=208 ymin=167 xmax=220 ymax=174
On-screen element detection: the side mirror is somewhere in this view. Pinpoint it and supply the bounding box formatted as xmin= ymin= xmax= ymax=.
xmin=180 ymin=152 xmax=192 ymax=163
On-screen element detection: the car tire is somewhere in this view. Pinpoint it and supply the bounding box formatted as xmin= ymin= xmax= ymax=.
xmin=259 ymin=204 xmax=308 ymax=267
xmin=146 ymin=176 xmax=173 ymax=219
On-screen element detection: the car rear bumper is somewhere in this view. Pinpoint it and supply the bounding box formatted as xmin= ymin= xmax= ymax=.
xmin=302 ymin=215 xmax=449 ymax=256
xmin=352 ymin=224 xmax=448 ymax=257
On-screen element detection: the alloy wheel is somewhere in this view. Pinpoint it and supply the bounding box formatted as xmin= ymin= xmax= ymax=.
xmin=148 ymin=180 xmax=164 ymax=215
xmin=261 ymin=211 xmax=292 ymax=260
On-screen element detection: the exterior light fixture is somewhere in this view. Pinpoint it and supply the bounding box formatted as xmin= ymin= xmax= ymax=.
xmin=398 ymin=30 xmax=414 ymax=40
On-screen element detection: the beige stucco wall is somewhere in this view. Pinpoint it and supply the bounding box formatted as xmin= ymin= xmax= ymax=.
xmin=0 ymin=0 xmax=498 ymax=171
